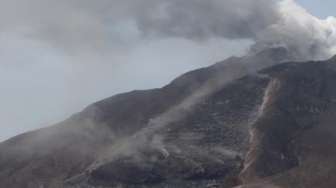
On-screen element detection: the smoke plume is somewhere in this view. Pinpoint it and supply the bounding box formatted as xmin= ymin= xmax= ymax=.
xmin=131 ymin=0 xmax=336 ymax=60
xmin=1 ymin=0 xmax=335 ymax=59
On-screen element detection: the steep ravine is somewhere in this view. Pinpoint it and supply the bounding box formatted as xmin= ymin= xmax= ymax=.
xmin=238 ymin=61 xmax=336 ymax=188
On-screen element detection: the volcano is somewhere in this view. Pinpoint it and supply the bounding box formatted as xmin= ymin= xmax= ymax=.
xmin=1 ymin=48 xmax=336 ymax=188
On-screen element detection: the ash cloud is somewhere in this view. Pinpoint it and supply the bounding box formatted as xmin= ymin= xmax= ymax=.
xmin=132 ymin=0 xmax=336 ymax=60
xmin=253 ymin=0 xmax=336 ymax=60
xmin=0 ymin=0 xmax=277 ymax=53
xmin=133 ymin=0 xmax=279 ymax=40
xmin=1 ymin=0 xmax=335 ymax=59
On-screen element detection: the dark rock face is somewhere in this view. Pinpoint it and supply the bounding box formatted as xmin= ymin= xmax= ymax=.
xmin=239 ymin=61 xmax=336 ymax=188
xmin=82 ymin=75 xmax=268 ymax=188
xmin=1 ymin=48 xmax=336 ymax=188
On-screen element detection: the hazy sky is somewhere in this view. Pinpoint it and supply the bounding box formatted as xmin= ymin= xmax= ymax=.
xmin=0 ymin=0 xmax=335 ymax=141
xmin=297 ymin=0 xmax=335 ymax=19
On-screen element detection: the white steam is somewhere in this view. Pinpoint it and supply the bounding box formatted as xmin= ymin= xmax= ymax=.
xmin=254 ymin=0 xmax=336 ymax=60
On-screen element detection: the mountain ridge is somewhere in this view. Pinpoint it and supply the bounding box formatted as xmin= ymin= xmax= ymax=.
xmin=1 ymin=48 xmax=336 ymax=188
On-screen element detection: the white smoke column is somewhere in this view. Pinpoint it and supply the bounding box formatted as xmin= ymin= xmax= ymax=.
xmin=254 ymin=0 xmax=336 ymax=60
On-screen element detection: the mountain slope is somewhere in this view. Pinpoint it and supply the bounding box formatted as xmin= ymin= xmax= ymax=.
xmin=239 ymin=59 xmax=336 ymax=188
xmin=1 ymin=49 xmax=336 ymax=188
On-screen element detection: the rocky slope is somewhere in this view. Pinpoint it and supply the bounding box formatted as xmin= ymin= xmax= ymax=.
xmin=1 ymin=48 xmax=336 ymax=188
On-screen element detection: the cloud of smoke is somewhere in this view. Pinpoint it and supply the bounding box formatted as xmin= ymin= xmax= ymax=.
xmin=0 ymin=0 xmax=275 ymax=54
xmin=1 ymin=0 xmax=335 ymax=59
xmin=132 ymin=0 xmax=336 ymax=60
xmin=253 ymin=0 xmax=336 ymax=60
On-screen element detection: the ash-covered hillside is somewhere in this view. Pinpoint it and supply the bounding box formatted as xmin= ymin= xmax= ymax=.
xmin=1 ymin=48 xmax=336 ymax=188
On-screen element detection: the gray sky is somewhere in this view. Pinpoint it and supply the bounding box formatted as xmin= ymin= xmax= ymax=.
xmin=0 ymin=0 xmax=335 ymax=141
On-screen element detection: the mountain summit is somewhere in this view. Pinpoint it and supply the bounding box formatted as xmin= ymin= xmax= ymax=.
xmin=1 ymin=49 xmax=336 ymax=188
